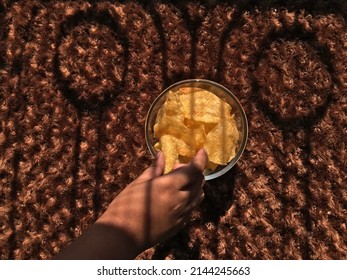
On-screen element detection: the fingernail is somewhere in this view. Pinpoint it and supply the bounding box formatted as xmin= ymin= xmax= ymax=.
xmin=201 ymin=178 xmax=206 ymax=187
xmin=155 ymin=151 xmax=163 ymax=160
xmin=197 ymin=148 xmax=207 ymax=156
xmin=151 ymin=151 xmax=163 ymax=167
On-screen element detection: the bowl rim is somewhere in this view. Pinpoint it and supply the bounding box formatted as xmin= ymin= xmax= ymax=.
xmin=145 ymin=78 xmax=248 ymax=180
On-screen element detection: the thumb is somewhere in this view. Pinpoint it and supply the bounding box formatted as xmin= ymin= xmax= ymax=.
xmin=133 ymin=151 xmax=165 ymax=184
xmin=189 ymin=149 xmax=208 ymax=172
xmin=173 ymin=149 xmax=208 ymax=171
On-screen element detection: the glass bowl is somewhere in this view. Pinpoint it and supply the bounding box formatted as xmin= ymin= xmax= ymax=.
xmin=145 ymin=79 xmax=248 ymax=180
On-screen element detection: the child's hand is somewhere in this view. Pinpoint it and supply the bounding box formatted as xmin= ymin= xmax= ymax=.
xmin=98 ymin=149 xmax=208 ymax=252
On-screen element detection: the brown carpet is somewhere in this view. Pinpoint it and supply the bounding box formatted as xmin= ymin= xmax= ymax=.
xmin=0 ymin=0 xmax=346 ymax=260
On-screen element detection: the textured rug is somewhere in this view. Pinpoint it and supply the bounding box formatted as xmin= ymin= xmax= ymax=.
xmin=0 ymin=0 xmax=346 ymax=260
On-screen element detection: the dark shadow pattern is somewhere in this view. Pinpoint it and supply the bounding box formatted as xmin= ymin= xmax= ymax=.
xmin=0 ymin=0 xmax=346 ymax=260
xmin=53 ymin=7 xmax=129 ymax=113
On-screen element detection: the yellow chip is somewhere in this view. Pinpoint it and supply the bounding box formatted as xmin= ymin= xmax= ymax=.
xmin=154 ymin=91 xmax=192 ymax=145
xmin=178 ymin=88 xmax=232 ymax=124
xmin=184 ymin=120 xmax=206 ymax=150
xmin=177 ymin=87 xmax=202 ymax=95
xmin=207 ymin=161 xmax=219 ymax=171
xmin=159 ymin=134 xmax=195 ymax=173
xmin=153 ymin=87 xmax=240 ymax=174
xmin=154 ymin=142 xmax=161 ymax=151
xmin=204 ymin=114 xmax=239 ymax=165
xmin=178 ymin=154 xmax=193 ymax=164
xmin=159 ymin=135 xmax=178 ymax=174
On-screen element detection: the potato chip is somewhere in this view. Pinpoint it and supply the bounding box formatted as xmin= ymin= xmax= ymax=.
xmin=159 ymin=134 xmax=195 ymax=173
xmin=204 ymin=114 xmax=239 ymax=165
xmin=159 ymin=135 xmax=178 ymax=174
xmin=154 ymin=91 xmax=192 ymax=145
xmin=178 ymin=154 xmax=193 ymax=164
xmin=177 ymin=87 xmax=203 ymax=95
xmin=207 ymin=161 xmax=219 ymax=171
xmin=184 ymin=121 xmax=206 ymax=150
xmin=154 ymin=142 xmax=161 ymax=151
xmin=153 ymin=87 xmax=240 ymax=174
xmin=178 ymin=88 xmax=232 ymax=124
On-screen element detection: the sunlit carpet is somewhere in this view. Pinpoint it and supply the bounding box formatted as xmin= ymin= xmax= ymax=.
xmin=0 ymin=0 xmax=346 ymax=259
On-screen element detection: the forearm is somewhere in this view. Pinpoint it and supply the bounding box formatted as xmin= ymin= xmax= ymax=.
xmin=55 ymin=150 xmax=207 ymax=259
xmin=54 ymin=219 xmax=140 ymax=260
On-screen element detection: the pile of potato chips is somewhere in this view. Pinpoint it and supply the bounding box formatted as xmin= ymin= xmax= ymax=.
xmin=153 ymin=87 xmax=240 ymax=174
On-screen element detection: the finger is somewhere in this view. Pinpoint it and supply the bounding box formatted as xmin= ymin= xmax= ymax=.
xmin=160 ymin=164 xmax=204 ymax=191
xmin=175 ymin=215 xmax=191 ymax=228
xmin=190 ymin=149 xmax=208 ymax=172
xmin=177 ymin=192 xmax=203 ymax=222
xmin=197 ymin=191 xmax=205 ymax=205
xmin=188 ymin=189 xmax=205 ymax=211
xmin=132 ymin=151 xmax=164 ymax=184
xmin=162 ymin=150 xmax=206 ymax=189
xmin=173 ymin=161 xmax=185 ymax=170
xmin=181 ymin=177 xmax=205 ymax=203
xmin=179 ymin=190 xmax=204 ymax=214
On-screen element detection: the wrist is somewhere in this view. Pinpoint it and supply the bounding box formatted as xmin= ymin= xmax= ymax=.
xmin=97 ymin=209 xmax=143 ymax=256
